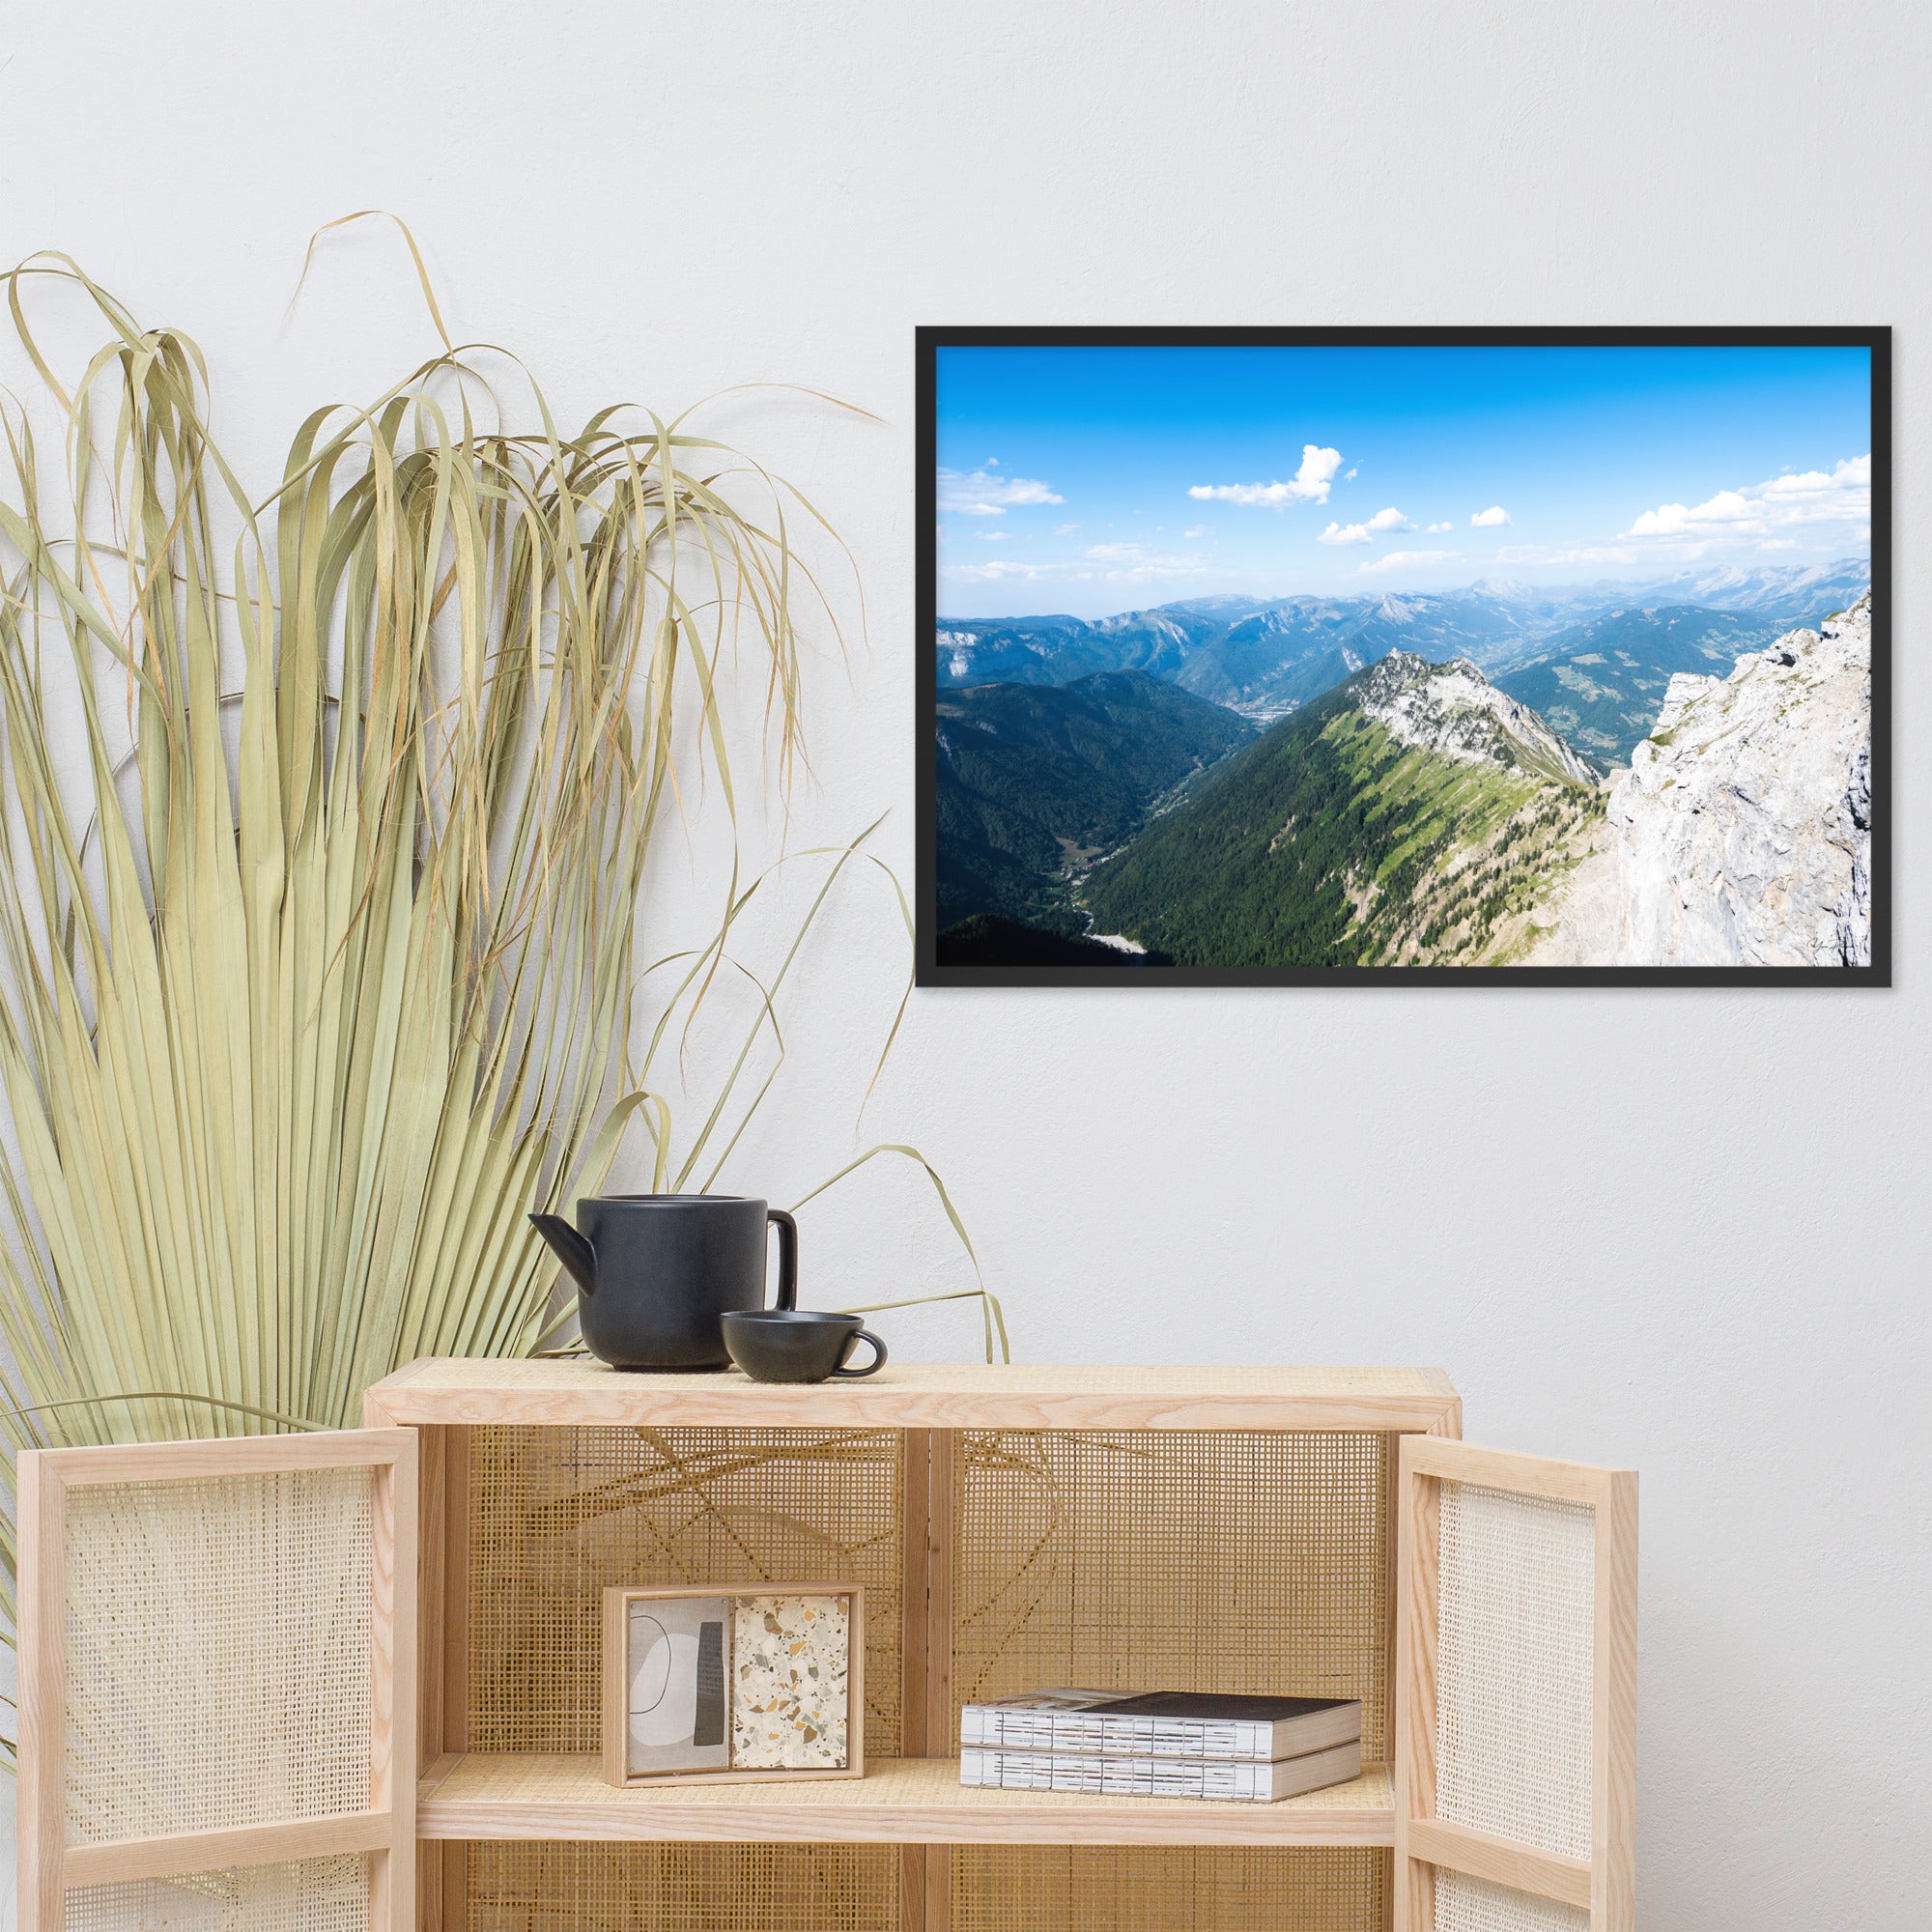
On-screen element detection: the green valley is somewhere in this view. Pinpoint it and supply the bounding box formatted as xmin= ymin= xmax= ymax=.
xmin=1078 ymin=657 xmax=1605 ymax=967
xmin=1492 ymin=605 xmax=1784 ymax=765
xmin=935 ymin=668 xmax=1257 ymax=933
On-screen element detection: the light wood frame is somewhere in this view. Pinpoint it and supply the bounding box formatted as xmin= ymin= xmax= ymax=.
xmin=15 ymin=1428 xmax=417 ymax=1932
xmin=1394 ymin=1437 xmax=1637 ymax=1932
xmin=600 ymin=1582 xmax=866 ymax=1788
xmin=365 ymin=1360 xmax=1470 ymax=1932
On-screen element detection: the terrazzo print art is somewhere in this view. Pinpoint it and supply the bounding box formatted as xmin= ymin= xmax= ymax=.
xmin=730 ymin=1594 xmax=851 ymax=1770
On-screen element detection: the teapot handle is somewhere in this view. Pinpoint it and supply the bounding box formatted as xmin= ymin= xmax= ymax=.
xmin=767 ymin=1208 xmax=798 ymax=1311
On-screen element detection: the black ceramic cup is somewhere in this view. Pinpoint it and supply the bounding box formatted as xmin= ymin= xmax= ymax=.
xmin=720 ymin=1310 xmax=888 ymax=1384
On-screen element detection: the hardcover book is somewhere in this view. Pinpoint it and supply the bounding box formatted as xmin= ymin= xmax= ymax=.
xmin=958 ymin=1688 xmax=1361 ymax=1762
xmin=958 ymin=1737 xmax=1364 ymax=1803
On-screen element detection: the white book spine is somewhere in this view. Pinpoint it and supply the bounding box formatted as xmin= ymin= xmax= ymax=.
xmin=958 ymin=1708 xmax=1278 ymax=1761
xmin=959 ymin=1747 xmax=1278 ymax=1802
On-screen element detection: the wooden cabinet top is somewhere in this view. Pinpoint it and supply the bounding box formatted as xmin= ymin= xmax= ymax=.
xmin=364 ymin=1357 xmax=1461 ymax=1433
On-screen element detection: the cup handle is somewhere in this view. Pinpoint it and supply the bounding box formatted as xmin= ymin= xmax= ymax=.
xmin=832 ymin=1328 xmax=887 ymax=1378
xmin=767 ymin=1208 xmax=798 ymax=1311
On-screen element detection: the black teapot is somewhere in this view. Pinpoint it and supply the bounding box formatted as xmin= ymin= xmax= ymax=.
xmin=529 ymin=1194 xmax=798 ymax=1371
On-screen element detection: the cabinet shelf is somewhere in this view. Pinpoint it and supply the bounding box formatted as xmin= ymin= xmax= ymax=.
xmin=415 ymin=1752 xmax=1396 ymax=1848
xmin=367 ymin=1356 xmax=1463 ymax=1434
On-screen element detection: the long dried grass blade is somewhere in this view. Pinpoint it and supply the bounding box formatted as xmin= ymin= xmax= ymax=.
xmin=0 ymin=251 xmax=994 ymax=1756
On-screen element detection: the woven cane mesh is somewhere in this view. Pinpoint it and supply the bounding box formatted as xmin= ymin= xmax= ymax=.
xmin=953 ymin=1431 xmax=1392 ymax=1758
xmin=1434 ymin=1869 xmax=1590 ymax=1932
xmin=63 ymin=1469 xmax=375 ymax=1842
xmin=63 ymin=1856 xmax=370 ymax=1932
xmin=1435 ymin=1480 xmax=1595 ymax=1861
xmin=952 ymin=1847 xmax=1387 ymax=1932
xmin=468 ymin=1426 xmax=902 ymax=1756
xmin=466 ymin=1841 xmax=897 ymax=1932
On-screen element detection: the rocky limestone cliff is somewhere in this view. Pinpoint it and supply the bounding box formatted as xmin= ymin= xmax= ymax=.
xmin=1356 ymin=650 xmax=1597 ymax=786
xmin=1527 ymin=594 xmax=1871 ymax=966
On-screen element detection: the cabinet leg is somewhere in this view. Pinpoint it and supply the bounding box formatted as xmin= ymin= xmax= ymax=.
xmin=924 ymin=1844 xmax=952 ymax=1932
xmin=417 ymin=1842 xmax=465 ymax=1932
xmin=900 ymin=1846 xmax=925 ymax=1932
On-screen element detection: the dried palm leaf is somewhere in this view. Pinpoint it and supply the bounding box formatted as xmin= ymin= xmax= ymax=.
xmin=0 ymin=240 xmax=1000 ymax=1767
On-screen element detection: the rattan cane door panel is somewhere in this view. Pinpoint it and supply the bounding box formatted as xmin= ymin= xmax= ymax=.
xmin=1435 ymin=1483 xmax=1595 ymax=1861
xmin=952 ymin=1430 xmax=1394 ymax=1760
xmin=1394 ymin=1440 xmax=1636 ymax=1932
xmin=1431 ymin=1870 xmax=1590 ymax=1932
xmin=63 ymin=1856 xmax=374 ymax=1932
xmin=63 ymin=1467 xmax=377 ymax=1842
xmin=15 ymin=1432 xmax=415 ymax=1932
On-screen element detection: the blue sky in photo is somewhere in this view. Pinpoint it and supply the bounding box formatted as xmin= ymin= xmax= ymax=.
xmin=934 ymin=343 xmax=1872 ymax=618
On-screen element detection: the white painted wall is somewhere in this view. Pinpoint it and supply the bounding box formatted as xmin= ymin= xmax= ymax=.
xmin=3 ymin=2 xmax=1927 ymax=1925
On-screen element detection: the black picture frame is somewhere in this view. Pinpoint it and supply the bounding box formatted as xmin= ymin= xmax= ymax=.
xmin=916 ymin=326 xmax=1889 ymax=987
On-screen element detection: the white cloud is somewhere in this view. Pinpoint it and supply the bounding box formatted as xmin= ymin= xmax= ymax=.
xmin=1051 ymin=522 xmax=1080 ymax=535
xmin=952 ymin=541 xmax=1208 ymax=585
xmin=1318 ymin=506 xmax=1413 ymax=546
xmin=1622 ymin=454 xmax=1869 ymax=541
xmin=1083 ymin=541 xmax=1209 ymax=580
xmin=1470 ymin=505 xmax=1511 ymax=527
xmin=1343 ymin=466 xmax=1358 ymax=480
xmin=941 ymin=558 xmax=1052 ymax=583
xmin=1426 ymin=521 xmax=1453 ymax=534
xmin=1625 ymin=489 xmax=1753 ymax=536
xmin=1189 ymin=444 xmax=1344 ymax=508
xmin=975 ymin=531 xmax=1014 ymax=542
xmin=1764 ymin=453 xmax=1869 ymax=496
xmin=1182 ymin=524 xmax=1210 ymax=539
xmin=1356 ymin=549 xmax=1462 ymax=574
xmin=938 ymin=467 xmax=1064 ymax=517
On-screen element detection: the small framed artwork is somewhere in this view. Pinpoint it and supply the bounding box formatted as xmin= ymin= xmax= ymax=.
xmin=916 ymin=326 xmax=1889 ymax=984
xmin=601 ymin=1583 xmax=865 ymax=1787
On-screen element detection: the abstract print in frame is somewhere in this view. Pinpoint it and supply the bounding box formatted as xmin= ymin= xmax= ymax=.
xmin=916 ymin=327 xmax=1889 ymax=985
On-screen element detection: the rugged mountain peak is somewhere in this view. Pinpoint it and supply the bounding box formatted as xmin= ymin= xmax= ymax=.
xmin=1614 ymin=594 xmax=1871 ymax=964
xmin=1528 ymin=594 xmax=1873 ymax=966
xmin=1354 ymin=650 xmax=1596 ymax=785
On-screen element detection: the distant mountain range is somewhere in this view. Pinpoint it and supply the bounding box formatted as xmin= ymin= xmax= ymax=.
xmin=937 ymin=557 xmax=1872 ymax=732
xmin=1490 ymin=605 xmax=1801 ymax=766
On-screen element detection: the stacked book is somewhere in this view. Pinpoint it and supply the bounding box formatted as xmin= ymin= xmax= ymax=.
xmin=958 ymin=1688 xmax=1362 ymax=1804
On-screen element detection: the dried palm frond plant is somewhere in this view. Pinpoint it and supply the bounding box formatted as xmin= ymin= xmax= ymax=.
xmin=0 ymin=237 xmax=1002 ymax=1766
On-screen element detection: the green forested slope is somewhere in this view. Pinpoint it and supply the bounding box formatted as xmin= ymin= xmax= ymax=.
xmin=1080 ymin=678 xmax=1603 ymax=967
xmin=1493 ymin=605 xmax=1781 ymax=765
xmin=935 ymin=669 xmax=1255 ymax=929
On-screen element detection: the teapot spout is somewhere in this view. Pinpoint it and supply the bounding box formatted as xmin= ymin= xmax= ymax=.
xmin=529 ymin=1212 xmax=598 ymax=1295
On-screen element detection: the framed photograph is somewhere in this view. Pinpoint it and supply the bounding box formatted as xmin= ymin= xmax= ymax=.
xmin=916 ymin=327 xmax=1889 ymax=984
xmin=601 ymin=1583 xmax=865 ymax=1787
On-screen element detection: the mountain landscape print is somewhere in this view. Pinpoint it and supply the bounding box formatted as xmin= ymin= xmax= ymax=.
xmin=919 ymin=330 xmax=1886 ymax=980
